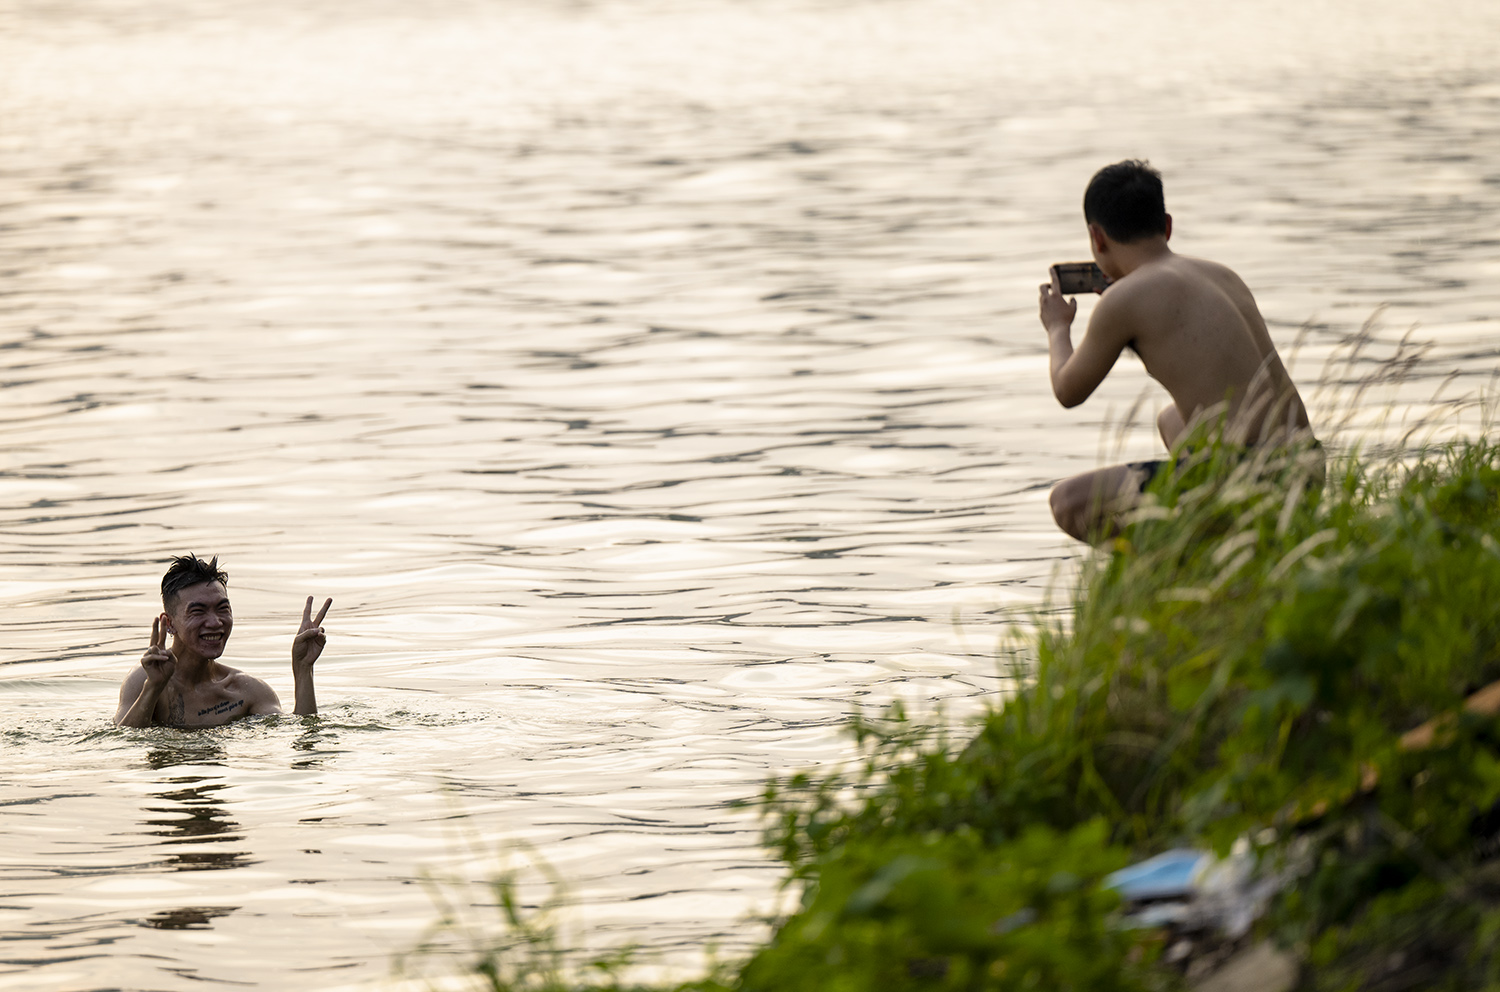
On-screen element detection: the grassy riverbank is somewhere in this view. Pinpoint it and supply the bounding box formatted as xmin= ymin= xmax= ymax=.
xmin=414 ymin=434 xmax=1500 ymax=991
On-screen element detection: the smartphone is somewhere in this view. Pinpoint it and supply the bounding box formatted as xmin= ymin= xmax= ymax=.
xmin=1049 ymin=261 xmax=1109 ymax=295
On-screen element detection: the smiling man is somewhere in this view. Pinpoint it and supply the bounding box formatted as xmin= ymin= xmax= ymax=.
xmin=114 ymin=554 xmax=332 ymax=728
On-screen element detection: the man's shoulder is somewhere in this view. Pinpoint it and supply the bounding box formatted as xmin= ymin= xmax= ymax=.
xmin=1120 ymin=254 xmax=1228 ymax=287
xmin=221 ymin=667 xmax=283 ymax=715
xmin=1097 ymin=261 xmax=1169 ymax=308
xmin=1092 ymin=265 xmax=1170 ymax=327
xmin=218 ymin=666 xmax=268 ymax=691
xmin=1103 ymin=256 xmax=1246 ymax=312
xmin=1165 ymin=254 xmax=1250 ymax=294
xmin=1183 ymin=254 xmax=1250 ymax=286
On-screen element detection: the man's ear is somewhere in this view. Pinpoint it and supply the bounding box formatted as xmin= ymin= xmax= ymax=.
xmin=1163 ymin=214 xmax=1173 ymax=241
xmin=1087 ymin=222 xmax=1109 ymax=255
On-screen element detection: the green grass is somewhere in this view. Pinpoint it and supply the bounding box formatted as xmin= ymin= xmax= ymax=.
xmin=404 ymin=425 xmax=1500 ymax=991
xmin=745 ymin=433 xmax=1500 ymax=991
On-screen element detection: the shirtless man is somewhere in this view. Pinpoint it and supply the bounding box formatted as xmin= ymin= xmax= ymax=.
xmin=114 ymin=554 xmax=333 ymax=727
xmin=1039 ymin=160 xmax=1316 ymax=543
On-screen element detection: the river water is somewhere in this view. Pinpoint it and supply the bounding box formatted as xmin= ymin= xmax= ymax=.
xmin=2 ymin=0 xmax=1498 ymax=988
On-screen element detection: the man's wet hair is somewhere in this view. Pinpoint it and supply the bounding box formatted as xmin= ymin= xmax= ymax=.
xmin=1083 ymin=160 xmax=1167 ymax=243
xmin=162 ymin=554 xmax=229 ymax=611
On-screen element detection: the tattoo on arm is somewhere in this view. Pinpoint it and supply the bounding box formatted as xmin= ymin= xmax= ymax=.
xmin=197 ymin=699 xmax=245 ymax=717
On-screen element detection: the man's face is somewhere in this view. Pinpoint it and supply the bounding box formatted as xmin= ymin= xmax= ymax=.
xmin=165 ymin=581 xmax=233 ymax=660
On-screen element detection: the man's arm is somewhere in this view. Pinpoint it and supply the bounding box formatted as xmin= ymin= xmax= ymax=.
xmin=116 ymin=667 xmax=165 ymax=727
xmin=291 ymin=597 xmax=332 ymax=716
xmin=114 ymin=615 xmax=174 ymax=727
xmin=1038 ymin=273 xmax=1134 ymax=408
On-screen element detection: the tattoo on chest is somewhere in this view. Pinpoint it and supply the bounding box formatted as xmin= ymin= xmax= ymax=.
xmin=170 ymin=695 xmax=185 ymax=725
xmin=198 ymin=699 xmax=245 ymax=718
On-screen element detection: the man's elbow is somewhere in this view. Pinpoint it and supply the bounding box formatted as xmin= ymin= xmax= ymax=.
xmin=1052 ymin=381 xmax=1088 ymax=409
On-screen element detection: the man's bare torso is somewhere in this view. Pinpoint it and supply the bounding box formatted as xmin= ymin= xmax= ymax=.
xmin=117 ymin=663 xmax=277 ymax=728
xmin=1102 ymin=254 xmax=1310 ymax=447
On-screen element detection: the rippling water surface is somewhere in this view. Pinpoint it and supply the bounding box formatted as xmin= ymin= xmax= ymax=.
xmin=3 ymin=0 xmax=1500 ymax=987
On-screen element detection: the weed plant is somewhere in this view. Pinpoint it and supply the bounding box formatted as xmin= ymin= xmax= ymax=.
xmin=748 ymin=433 xmax=1500 ymax=990
xmin=396 ymin=841 xmax=734 ymax=992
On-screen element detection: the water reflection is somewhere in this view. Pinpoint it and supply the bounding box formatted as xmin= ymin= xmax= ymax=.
xmin=291 ymin=720 xmax=336 ymax=771
xmin=145 ymin=739 xmax=226 ymax=773
xmin=141 ymin=905 xmax=239 ymax=930
xmin=142 ymin=739 xmax=252 ymax=872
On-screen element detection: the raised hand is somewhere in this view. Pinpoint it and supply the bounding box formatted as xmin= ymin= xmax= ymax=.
xmin=292 ymin=596 xmax=332 ymax=670
xmin=116 ymin=614 xmax=178 ymax=726
xmin=1039 ymin=269 xmax=1079 ymax=335
xmin=141 ymin=614 xmax=176 ymax=685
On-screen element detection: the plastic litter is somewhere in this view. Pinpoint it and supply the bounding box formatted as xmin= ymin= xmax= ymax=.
xmin=1107 ymin=839 xmax=1288 ymax=940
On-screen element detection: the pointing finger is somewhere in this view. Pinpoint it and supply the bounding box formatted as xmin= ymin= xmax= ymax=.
xmin=314 ymin=597 xmax=332 ymax=626
xmin=302 ymin=596 xmax=314 ymax=626
xmin=151 ymin=614 xmax=161 ymax=648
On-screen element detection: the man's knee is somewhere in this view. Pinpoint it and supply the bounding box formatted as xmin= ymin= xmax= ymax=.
xmin=1157 ymin=404 xmax=1185 ymax=448
xmin=1048 ymin=483 xmax=1068 ymax=529
xmin=1051 ymin=469 xmax=1143 ymax=543
xmin=1049 ymin=478 xmax=1090 ymax=541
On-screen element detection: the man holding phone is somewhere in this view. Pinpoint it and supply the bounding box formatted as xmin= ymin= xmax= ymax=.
xmin=1038 ymin=160 xmax=1315 ymax=543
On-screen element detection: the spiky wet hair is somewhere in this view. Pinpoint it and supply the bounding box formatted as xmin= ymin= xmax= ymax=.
xmin=161 ymin=554 xmax=229 ymax=611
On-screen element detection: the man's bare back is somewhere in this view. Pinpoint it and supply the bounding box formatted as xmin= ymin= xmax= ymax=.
xmin=1083 ymin=253 xmax=1310 ymax=448
xmin=1039 ymin=161 xmax=1315 ymax=543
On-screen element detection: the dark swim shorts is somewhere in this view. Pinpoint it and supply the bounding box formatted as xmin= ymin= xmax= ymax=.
xmin=1127 ymin=458 xmax=1179 ymax=493
xmin=1129 ymin=439 xmax=1322 ymax=493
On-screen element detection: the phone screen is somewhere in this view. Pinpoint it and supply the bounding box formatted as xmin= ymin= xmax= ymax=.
xmin=1050 ymin=262 xmax=1108 ymax=295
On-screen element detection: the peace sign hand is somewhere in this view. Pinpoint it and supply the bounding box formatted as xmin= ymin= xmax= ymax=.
xmin=141 ymin=614 xmax=176 ymax=686
xmin=292 ymin=597 xmax=332 ymax=671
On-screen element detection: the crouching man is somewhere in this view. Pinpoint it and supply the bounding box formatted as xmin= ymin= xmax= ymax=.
xmin=114 ymin=554 xmax=332 ymax=727
xmin=1040 ymin=160 xmax=1316 ymax=543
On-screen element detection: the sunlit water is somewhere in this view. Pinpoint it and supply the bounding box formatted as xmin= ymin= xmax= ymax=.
xmin=2 ymin=0 xmax=1499 ymax=987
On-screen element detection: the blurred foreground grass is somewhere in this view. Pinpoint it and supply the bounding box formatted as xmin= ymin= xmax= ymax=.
xmin=401 ymin=425 xmax=1500 ymax=990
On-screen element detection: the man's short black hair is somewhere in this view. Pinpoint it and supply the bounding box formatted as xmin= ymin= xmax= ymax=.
xmin=1083 ymin=160 xmax=1167 ymax=243
xmin=162 ymin=554 xmax=229 ymax=611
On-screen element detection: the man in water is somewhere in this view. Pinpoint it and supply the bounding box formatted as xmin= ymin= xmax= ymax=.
xmin=1039 ymin=160 xmax=1315 ymax=543
xmin=114 ymin=554 xmax=332 ymax=727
